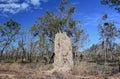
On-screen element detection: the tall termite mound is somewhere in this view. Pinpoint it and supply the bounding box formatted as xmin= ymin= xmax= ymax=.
xmin=53 ymin=32 xmax=73 ymax=72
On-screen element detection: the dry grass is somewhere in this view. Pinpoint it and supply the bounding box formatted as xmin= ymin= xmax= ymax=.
xmin=0 ymin=62 xmax=120 ymax=79
xmin=0 ymin=63 xmax=54 ymax=79
xmin=39 ymin=64 xmax=53 ymax=71
xmin=0 ymin=63 xmax=20 ymax=69
xmin=72 ymin=61 xmax=97 ymax=76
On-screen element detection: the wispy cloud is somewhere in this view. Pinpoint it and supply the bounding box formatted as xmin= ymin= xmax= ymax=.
xmin=0 ymin=0 xmax=48 ymax=14
xmin=82 ymin=12 xmax=120 ymax=27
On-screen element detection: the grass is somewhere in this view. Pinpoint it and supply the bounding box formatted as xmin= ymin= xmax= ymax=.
xmin=0 ymin=61 xmax=120 ymax=79
xmin=72 ymin=61 xmax=97 ymax=76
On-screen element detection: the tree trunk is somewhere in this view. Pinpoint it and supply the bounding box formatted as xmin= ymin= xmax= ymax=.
xmin=29 ymin=52 xmax=32 ymax=62
xmin=119 ymin=64 xmax=120 ymax=72
xmin=15 ymin=52 xmax=18 ymax=62
xmin=1 ymin=47 xmax=5 ymax=60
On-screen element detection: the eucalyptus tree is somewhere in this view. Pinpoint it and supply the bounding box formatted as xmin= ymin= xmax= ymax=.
xmin=0 ymin=19 xmax=20 ymax=60
xmin=18 ymin=32 xmax=26 ymax=63
xmin=28 ymin=31 xmax=39 ymax=62
xmin=100 ymin=0 xmax=120 ymax=12
xmin=98 ymin=14 xmax=120 ymax=64
xmin=30 ymin=0 xmax=87 ymax=60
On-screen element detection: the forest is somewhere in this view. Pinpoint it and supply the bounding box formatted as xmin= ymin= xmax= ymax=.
xmin=0 ymin=0 xmax=120 ymax=79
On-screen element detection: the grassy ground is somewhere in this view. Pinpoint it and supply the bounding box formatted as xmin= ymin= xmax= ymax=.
xmin=0 ymin=62 xmax=120 ymax=79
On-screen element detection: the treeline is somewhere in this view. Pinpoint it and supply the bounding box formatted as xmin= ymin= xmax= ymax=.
xmin=84 ymin=14 xmax=120 ymax=62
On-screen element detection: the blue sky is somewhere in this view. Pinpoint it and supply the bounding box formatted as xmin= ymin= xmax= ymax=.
xmin=0 ymin=0 xmax=120 ymax=49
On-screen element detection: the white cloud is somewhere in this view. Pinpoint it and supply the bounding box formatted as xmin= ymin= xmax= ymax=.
xmin=0 ymin=3 xmax=20 ymax=8
xmin=0 ymin=0 xmax=19 ymax=3
xmin=0 ymin=0 xmax=48 ymax=14
xmin=30 ymin=0 xmax=40 ymax=6
xmin=21 ymin=3 xmax=29 ymax=9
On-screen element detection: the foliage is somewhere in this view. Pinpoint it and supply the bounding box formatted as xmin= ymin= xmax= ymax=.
xmin=98 ymin=14 xmax=119 ymax=51
xmin=116 ymin=57 xmax=120 ymax=64
xmin=30 ymin=0 xmax=87 ymax=52
xmin=0 ymin=19 xmax=20 ymax=57
xmin=100 ymin=0 xmax=120 ymax=12
xmin=98 ymin=14 xmax=120 ymax=65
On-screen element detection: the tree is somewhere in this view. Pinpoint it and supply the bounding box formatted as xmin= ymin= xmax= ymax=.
xmin=0 ymin=19 xmax=20 ymax=60
xmin=28 ymin=32 xmax=38 ymax=62
xmin=100 ymin=0 xmax=120 ymax=12
xmin=98 ymin=14 xmax=119 ymax=66
xmin=30 ymin=0 xmax=87 ymax=60
xmin=18 ymin=33 xmax=26 ymax=63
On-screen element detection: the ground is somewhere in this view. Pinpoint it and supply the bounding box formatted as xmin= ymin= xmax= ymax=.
xmin=0 ymin=62 xmax=120 ymax=79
